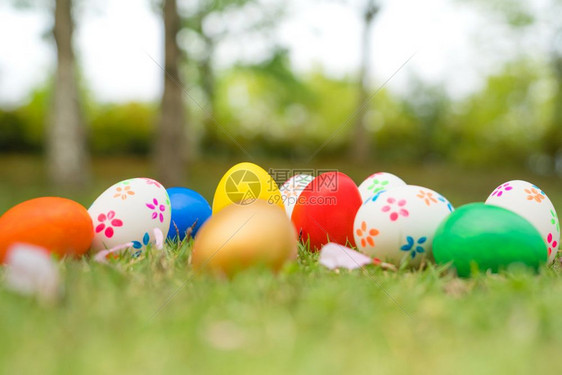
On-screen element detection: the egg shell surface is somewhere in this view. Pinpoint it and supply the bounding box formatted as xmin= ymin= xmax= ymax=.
xmin=0 ymin=197 xmax=93 ymax=262
xmin=279 ymin=174 xmax=314 ymax=219
xmin=485 ymin=180 xmax=559 ymax=263
xmin=291 ymin=172 xmax=362 ymax=251
xmin=433 ymin=203 xmax=547 ymax=277
xmin=354 ymin=185 xmax=454 ymax=267
xmin=212 ymin=162 xmax=284 ymax=214
xmin=192 ymin=200 xmax=297 ymax=277
xmin=88 ymin=178 xmax=171 ymax=252
xmin=167 ymin=187 xmax=212 ymax=240
xmin=358 ymin=172 xmax=406 ymax=202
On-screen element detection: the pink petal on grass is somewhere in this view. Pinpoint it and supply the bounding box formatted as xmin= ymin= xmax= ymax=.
xmin=153 ymin=228 xmax=164 ymax=250
xmin=94 ymin=242 xmax=135 ymax=264
xmin=318 ymin=243 xmax=372 ymax=270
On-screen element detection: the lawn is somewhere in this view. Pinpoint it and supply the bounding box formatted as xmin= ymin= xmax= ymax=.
xmin=1 ymin=155 xmax=562 ymax=374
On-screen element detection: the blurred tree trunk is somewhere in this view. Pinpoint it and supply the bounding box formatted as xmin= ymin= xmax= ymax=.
xmin=350 ymin=1 xmax=379 ymax=163
xmin=155 ymin=0 xmax=187 ymax=186
xmin=200 ymin=36 xmax=219 ymax=149
xmin=48 ymin=0 xmax=89 ymax=189
xmin=542 ymin=30 xmax=562 ymax=173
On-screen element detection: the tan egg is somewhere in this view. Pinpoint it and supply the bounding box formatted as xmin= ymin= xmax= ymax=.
xmin=191 ymin=200 xmax=297 ymax=277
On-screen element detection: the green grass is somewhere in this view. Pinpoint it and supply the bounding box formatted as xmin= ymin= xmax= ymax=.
xmin=1 ymin=244 xmax=562 ymax=374
xmin=1 ymin=155 xmax=562 ymax=374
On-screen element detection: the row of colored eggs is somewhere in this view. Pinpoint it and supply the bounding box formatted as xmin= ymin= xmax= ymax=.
xmin=0 ymin=162 xmax=559 ymax=278
xmin=203 ymin=162 xmax=560 ymax=276
xmin=0 ymin=178 xmax=211 ymax=262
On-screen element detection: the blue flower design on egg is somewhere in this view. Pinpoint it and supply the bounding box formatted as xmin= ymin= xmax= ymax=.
xmin=131 ymin=232 xmax=151 ymax=257
xmin=438 ymin=196 xmax=453 ymax=212
xmin=368 ymin=190 xmax=386 ymax=204
xmin=400 ymin=236 xmax=427 ymax=259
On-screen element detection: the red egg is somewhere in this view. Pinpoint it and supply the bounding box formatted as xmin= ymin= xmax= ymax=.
xmin=0 ymin=197 xmax=94 ymax=262
xmin=291 ymin=172 xmax=362 ymax=251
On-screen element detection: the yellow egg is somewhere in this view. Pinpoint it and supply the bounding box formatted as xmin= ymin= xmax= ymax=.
xmin=191 ymin=200 xmax=297 ymax=277
xmin=212 ymin=162 xmax=284 ymax=213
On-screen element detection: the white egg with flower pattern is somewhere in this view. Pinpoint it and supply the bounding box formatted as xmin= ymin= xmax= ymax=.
xmin=485 ymin=180 xmax=559 ymax=264
xmin=88 ymin=178 xmax=171 ymax=253
xmin=354 ymin=185 xmax=454 ymax=268
xmin=357 ymin=172 xmax=406 ymax=202
xmin=279 ymin=174 xmax=314 ymax=219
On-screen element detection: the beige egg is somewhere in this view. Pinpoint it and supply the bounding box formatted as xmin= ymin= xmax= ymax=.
xmin=191 ymin=200 xmax=297 ymax=277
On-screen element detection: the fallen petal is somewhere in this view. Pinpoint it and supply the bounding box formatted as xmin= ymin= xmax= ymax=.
xmin=318 ymin=243 xmax=372 ymax=270
xmin=94 ymin=242 xmax=135 ymax=263
xmin=153 ymin=228 xmax=164 ymax=250
xmin=4 ymin=243 xmax=61 ymax=303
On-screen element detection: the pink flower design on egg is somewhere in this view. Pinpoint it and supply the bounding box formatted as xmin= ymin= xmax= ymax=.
xmin=491 ymin=183 xmax=513 ymax=197
xmin=142 ymin=178 xmax=162 ymax=188
xmin=146 ymin=198 xmax=166 ymax=223
xmin=95 ymin=211 xmax=123 ymax=239
xmin=381 ymin=197 xmax=409 ymax=222
xmin=547 ymin=233 xmax=559 ymax=257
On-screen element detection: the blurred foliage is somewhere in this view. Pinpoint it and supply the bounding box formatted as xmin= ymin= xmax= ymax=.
xmin=450 ymin=59 xmax=554 ymax=167
xmin=89 ymin=103 xmax=156 ymax=155
xmin=1 ymin=56 xmax=561 ymax=172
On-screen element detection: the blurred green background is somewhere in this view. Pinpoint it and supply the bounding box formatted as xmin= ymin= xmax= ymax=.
xmin=1 ymin=0 xmax=562 ymax=210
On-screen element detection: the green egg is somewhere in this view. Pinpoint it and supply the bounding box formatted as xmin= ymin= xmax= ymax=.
xmin=433 ymin=203 xmax=547 ymax=277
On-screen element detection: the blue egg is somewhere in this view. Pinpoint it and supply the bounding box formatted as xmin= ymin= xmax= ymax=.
xmin=166 ymin=187 xmax=212 ymax=240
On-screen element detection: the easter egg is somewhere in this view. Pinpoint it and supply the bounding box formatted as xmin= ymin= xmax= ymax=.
xmin=212 ymin=162 xmax=284 ymax=214
xmin=279 ymin=174 xmax=314 ymax=219
xmin=88 ymin=178 xmax=171 ymax=253
xmin=354 ymin=185 xmax=454 ymax=267
xmin=192 ymin=200 xmax=297 ymax=277
xmin=433 ymin=203 xmax=547 ymax=277
xmin=167 ymin=187 xmax=212 ymax=240
xmin=358 ymin=172 xmax=406 ymax=201
xmin=485 ymin=180 xmax=559 ymax=263
xmin=0 ymin=197 xmax=93 ymax=262
xmin=292 ymin=172 xmax=362 ymax=251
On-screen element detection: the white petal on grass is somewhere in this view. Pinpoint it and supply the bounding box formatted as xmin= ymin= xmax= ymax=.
xmin=4 ymin=243 xmax=61 ymax=302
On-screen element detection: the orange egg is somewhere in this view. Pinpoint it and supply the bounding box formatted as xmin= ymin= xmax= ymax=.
xmin=0 ymin=197 xmax=94 ymax=262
